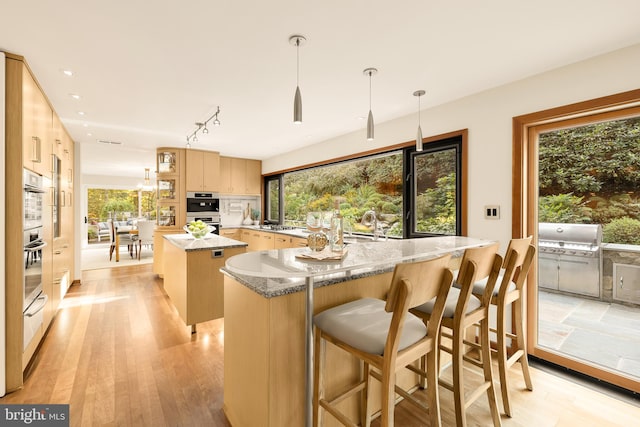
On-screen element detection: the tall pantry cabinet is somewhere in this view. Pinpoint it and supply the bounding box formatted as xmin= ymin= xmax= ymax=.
xmin=4 ymin=53 xmax=75 ymax=391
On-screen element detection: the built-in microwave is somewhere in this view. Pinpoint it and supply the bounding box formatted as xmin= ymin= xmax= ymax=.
xmin=186 ymin=192 xmax=219 ymax=214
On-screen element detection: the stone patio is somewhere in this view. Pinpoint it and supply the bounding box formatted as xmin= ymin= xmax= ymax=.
xmin=538 ymin=290 xmax=640 ymax=378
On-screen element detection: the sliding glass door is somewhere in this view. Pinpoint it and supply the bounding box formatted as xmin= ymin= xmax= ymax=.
xmin=514 ymin=91 xmax=640 ymax=393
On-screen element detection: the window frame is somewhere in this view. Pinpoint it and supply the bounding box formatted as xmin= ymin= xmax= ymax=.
xmin=403 ymin=136 xmax=464 ymax=238
xmin=263 ymin=129 xmax=467 ymax=237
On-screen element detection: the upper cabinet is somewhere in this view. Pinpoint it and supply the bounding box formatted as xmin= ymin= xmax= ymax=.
xmin=219 ymin=156 xmax=262 ymax=195
xmin=22 ymin=65 xmax=52 ymax=177
xmin=186 ymin=149 xmax=220 ymax=192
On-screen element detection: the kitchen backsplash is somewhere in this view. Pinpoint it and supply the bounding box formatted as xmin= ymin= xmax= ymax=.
xmin=219 ymin=196 xmax=260 ymax=226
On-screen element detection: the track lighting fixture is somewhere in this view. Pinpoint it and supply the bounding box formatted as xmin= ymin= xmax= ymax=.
xmin=185 ymin=106 xmax=221 ymax=148
xmin=289 ymin=35 xmax=306 ymax=124
xmin=363 ymin=68 xmax=377 ymax=141
xmin=413 ymin=90 xmax=425 ymax=152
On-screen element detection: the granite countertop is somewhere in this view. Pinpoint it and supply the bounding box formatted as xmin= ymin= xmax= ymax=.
xmin=221 ymin=236 xmax=490 ymax=298
xmin=222 ymin=224 xmax=310 ymax=239
xmin=164 ymin=233 xmax=248 ymax=252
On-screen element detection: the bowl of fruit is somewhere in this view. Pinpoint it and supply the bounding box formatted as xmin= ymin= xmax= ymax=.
xmin=184 ymin=220 xmax=214 ymax=239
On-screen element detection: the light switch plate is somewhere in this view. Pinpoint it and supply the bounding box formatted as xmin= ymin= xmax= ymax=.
xmin=484 ymin=205 xmax=500 ymax=219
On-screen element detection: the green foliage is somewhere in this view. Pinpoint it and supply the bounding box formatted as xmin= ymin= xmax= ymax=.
xmin=539 ymin=117 xmax=640 ymax=195
xmin=538 ymin=194 xmax=591 ymax=223
xmin=603 ymin=217 xmax=640 ymax=245
xmin=87 ymin=227 xmax=97 ymax=240
xmin=588 ymin=194 xmax=640 ymax=224
xmin=415 ymin=172 xmax=457 ymax=235
xmin=101 ymin=199 xmax=135 ymax=221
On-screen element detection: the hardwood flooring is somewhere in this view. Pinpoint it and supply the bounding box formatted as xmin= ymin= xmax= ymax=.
xmin=2 ymin=264 xmax=639 ymax=426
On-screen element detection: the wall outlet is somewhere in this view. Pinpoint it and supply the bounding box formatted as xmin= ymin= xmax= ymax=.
xmin=484 ymin=205 xmax=500 ymax=219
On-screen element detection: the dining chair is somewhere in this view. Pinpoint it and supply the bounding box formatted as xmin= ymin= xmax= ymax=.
xmin=313 ymin=253 xmax=454 ymax=427
xmin=411 ymin=243 xmax=503 ymax=427
xmin=468 ymin=237 xmax=536 ymax=417
xmin=135 ymin=220 xmax=155 ymax=260
xmin=109 ymin=219 xmax=135 ymax=260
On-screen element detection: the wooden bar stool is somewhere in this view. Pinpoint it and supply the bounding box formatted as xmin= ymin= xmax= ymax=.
xmin=313 ymin=254 xmax=454 ymax=427
xmin=470 ymin=237 xmax=536 ymax=417
xmin=412 ymin=243 xmax=503 ymax=427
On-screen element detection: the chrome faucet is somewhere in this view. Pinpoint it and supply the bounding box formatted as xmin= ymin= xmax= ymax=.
xmin=361 ymin=209 xmax=380 ymax=241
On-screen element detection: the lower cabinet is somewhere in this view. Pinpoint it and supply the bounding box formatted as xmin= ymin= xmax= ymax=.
xmin=162 ymin=242 xmax=246 ymax=329
xmin=153 ymin=228 xmax=184 ymax=277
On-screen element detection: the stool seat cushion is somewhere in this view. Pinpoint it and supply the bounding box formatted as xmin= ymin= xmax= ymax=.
xmin=414 ymin=287 xmax=481 ymax=319
xmin=314 ymin=298 xmax=427 ymax=355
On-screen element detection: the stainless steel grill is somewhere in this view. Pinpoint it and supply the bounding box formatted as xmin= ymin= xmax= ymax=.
xmin=538 ymin=222 xmax=602 ymax=297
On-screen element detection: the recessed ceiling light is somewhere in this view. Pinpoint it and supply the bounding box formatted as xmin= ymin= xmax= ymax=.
xmin=77 ymin=111 xmax=85 ymax=116
xmin=87 ymin=133 xmax=92 ymax=137
xmin=69 ymin=93 xmax=81 ymax=100
xmin=83 ymin=123 xmax=89 ymax=128
xmin=357 ymin=116 xmax=366 ymax=120
xmin=62 ymin=69 xmax=74 ymax=77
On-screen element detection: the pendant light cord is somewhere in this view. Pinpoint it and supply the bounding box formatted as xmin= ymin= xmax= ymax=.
xmin=368 ymin=71 xmax=372 ymax=110
xmin=296 ymin=38 xmax=300 ymax=86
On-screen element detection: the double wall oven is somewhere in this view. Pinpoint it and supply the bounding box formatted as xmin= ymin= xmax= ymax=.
xmin=186 ymin=192 xmax=220 ymax=234
xmin=23 ymin=169 xmax=48 ymax=350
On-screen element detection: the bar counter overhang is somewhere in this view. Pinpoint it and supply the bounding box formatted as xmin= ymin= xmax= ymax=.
xmin=221 ymin=236 xmax=491 ymax=427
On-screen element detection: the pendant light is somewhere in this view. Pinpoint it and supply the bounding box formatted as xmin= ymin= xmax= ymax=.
xmin=289 ymin=35 xmax=306 ymax=124
xmin=363 ymin=68 xmax=378 ymax=141
xmin=413 ymin=90 xmax=425 ymax=151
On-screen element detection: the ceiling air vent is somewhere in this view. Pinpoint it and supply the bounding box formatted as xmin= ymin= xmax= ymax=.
xmin=98 ymin=140 xmax=123 ymax=145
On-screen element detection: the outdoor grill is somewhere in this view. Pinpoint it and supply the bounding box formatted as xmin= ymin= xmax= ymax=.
xmin=538 ymin=222 xmax=603 ymax=297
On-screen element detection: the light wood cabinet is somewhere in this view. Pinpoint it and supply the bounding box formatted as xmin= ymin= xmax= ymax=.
xmin=6 ymin=55 xmax=76 ymax=387
xmin=22 ymin=65 xmax=51 ymax=177
xmin=163 ymin=242 xmax=246 ymax=328
xmin=220 ymin=228 xmax=241 ymax=240
xmin=185 ymin=149 xmax=220 ymax=192
xmin=219 ymin=156 xmax=262 ymax=195
xmin=257 ymin=231 xmax=274 ymax=251
xmin=245 ymin=159 xmax=262 ymax=194
xmin=156 ymin=148 xmax=186 ymax=230
xmin=152 ymin=229 xmax=184 ymax=277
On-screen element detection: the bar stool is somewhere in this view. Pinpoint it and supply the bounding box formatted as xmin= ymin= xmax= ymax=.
xmin=411 ymin=243 xmax=503 ymax=427
xmin=469 ymin=237 xmax=536 ymax=417
xmin=313 ymin=254 xmax=454 ymax=427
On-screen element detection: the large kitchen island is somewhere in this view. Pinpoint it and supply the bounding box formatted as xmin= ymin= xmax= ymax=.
xmin=163 ymin=234 xmax=248 ymax=332
xmin=221 ymin=236 xmax=490 ymax=427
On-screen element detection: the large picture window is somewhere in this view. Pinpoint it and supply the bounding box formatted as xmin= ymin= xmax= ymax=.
xmin=264 ymin=131 xmax=466 ymax=239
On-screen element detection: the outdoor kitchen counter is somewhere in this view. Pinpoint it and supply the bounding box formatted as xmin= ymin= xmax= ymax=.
xmin=220 ymin=236 xmax=490 ymax=427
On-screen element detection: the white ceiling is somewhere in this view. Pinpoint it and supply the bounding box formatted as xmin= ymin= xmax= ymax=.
xmin=2 ymin=1 xmax=640 ymax=179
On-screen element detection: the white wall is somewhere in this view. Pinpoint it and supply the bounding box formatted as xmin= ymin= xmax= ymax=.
xmin=263 ymin=43 xmax=640 ymax=249
xmin=0 ymin=51 xmax=7 ymax=397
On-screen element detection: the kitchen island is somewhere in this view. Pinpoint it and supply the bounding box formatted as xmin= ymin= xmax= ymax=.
xmin=163 ymin=234 xmax=247 ymax=332
xmin=221 ymin=236 xmax=490 ymax=427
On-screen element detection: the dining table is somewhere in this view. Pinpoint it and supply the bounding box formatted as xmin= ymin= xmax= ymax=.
xmin=115 ymin=228 xmax=138 ymax=262
xmin=221 ymin=235 xmax=493 ymax=427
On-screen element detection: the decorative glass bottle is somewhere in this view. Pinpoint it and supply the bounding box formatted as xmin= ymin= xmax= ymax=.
xmin=330 ymin=200 xmax=343 ymax=252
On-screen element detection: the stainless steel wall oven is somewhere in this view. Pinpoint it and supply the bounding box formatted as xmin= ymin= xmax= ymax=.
xmin=186 ymin=191 xmax=220 ymax=233
xmin=23 ymin=169 xmax=48 ymax=350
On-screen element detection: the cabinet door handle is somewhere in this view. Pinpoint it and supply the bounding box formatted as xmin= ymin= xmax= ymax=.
xmin=54 ymin=250 xmax=62 ymax=255
xmin=61 ymin=190 xmax=66 ymax=207
xmin=31 ymin=136 xmax=41 ymax=163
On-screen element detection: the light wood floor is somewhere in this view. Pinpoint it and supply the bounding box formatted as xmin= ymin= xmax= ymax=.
xmin=2 ymin=264 xmax=639 ymax=426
